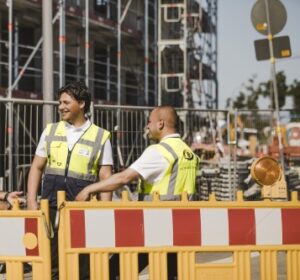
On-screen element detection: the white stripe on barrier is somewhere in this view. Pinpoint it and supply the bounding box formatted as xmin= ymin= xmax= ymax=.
xmin=255 ymin=208 xmax=282 ymax=245
xmin=201 ymin=209 xmax=229 ymax=245
xmin=85 ymin=209 xmax=115 ymax=248
xmin=144 ymin=209 xmax=173 ymax=246
xmin=0 ymin=217 xmax=25 ymax=256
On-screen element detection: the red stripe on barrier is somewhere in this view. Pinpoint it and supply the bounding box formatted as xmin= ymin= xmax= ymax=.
xmin=25 ymin=218 xmax=39 ymax=256
xmin=282 ymin=209 xmax=300 ymax=244
xmin=70 ymin=210 xmax=86 ymax=248
xmin=173 ymin=209 xmax=201 ymax=246
xmin=115 ymin=210 xmax=144 ymax=247
xmin=228 ymin=209 xmax=256 ymax=245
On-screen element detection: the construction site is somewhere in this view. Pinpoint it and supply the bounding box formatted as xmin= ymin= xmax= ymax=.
xmin=0 ymin=0 xmax=299 ymax=201
xmin=0 ymin=1 xmax=300 ymax=279
xmin=0 ymin=0 xmax=219 ymax=191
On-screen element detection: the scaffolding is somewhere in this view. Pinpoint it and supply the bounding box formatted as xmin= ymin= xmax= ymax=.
xmin=156 ymin=0 xmax=217 ymax=141
xmin=0 ymin=0 xmax=157 ymax=103
xmin=0 ymin=0 xmax=218 ymax=189
xmin=0 ymin=0 xmax=217 ymax=105
xmin=157 ymin=0 xmax=218 ymax=109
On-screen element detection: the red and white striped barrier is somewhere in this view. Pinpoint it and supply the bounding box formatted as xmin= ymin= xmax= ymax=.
xmin=69 ymin=208 xmax=300 ymax=248
xmin=0 ymin=217 xmax=39 ymax=256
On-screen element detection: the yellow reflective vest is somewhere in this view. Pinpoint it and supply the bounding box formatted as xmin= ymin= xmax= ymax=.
xmin=138 ymin=137 xmax=199 ymax=200
xmin=44 ymin=121 xmax=110 ymax=181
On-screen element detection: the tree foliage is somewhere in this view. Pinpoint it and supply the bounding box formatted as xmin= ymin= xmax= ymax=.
xmin=289 ymin=79 xmax=300 ymax=107
xmin=226 ymin=71 xmax=299 ymax=109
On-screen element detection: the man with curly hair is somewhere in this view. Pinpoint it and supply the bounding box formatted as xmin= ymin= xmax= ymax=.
xmin=27 ymin=81 xmax=113 ymax=279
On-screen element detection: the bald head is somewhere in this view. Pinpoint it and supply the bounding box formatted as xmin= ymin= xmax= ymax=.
xmin=147 ymin=106 xmax=178 ymax=141
xmin=155 ymin=105 xmax=178 ymax=129
xmin=146 ymin=106 xmax=178 ymax=141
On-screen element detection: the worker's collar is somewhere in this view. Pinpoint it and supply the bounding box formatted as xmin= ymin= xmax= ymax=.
xmin=64 ymin=119 xmax=91 ymax=132
xmin=161 ymin=133 xmax=181 ymax=140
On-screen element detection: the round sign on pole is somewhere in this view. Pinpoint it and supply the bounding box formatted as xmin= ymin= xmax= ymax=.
xmin=251 ymin=0 xmax=287 ymax=36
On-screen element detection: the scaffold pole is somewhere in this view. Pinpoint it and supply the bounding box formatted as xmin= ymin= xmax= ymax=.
xmin=59 ymin=0 xmax=66 ymax=87
xmin=7 ymin=0 xmax=13 ymax=190
xmin=42 ymin=0 xmax=54 ymax=126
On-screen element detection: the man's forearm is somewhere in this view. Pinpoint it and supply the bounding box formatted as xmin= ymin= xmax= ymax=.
xmin=99 ymin=165 xmax=113 ymax=201
xmin=88 ymin=172 xmax=127 ymax=193
xmin=76 ymin=168 xmax=139 ymax=201
xmin=27 ymin=156 xmax=47 ymax=206
xmin=27 ymin=168 xmax=43 ymax=203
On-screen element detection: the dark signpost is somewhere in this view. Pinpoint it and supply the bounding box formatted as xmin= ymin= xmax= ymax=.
xmin=251 ymin=0 xmax=292 ymax=170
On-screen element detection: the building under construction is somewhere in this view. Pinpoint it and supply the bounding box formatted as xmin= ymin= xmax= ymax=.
xmin=0 ymin=0 xmax=219 ymax=191
xmin=0 ymin=0 xmax=218 ymax=108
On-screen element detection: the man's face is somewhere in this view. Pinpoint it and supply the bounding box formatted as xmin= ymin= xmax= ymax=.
xmin=146 ymin=109 xmax=161 ymax=140
xmin=58 ymin=92 xmax=84 ymax=124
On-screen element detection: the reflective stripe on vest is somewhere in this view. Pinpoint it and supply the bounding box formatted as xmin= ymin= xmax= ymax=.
xmin=44 ymin=121 xmax=110 ymax=181
xmin=159 ymin=142 xmax=178 ymax=196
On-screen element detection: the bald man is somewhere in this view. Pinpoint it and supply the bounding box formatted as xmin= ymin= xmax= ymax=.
xmin=76 ymin=105 xmax=199 ymax=280
xmin=76 ymin=105 xmax=199 ymax=202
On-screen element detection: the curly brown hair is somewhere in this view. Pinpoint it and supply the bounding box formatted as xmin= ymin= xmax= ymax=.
xmin=57 ymin=81 xmax=91 ymax=113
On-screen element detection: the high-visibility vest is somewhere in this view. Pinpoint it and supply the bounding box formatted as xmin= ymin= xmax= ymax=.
xmin=44 ymin=121 xmax=110 ymax=181
xmin=138 ymin=137 xmax=199 ymax=200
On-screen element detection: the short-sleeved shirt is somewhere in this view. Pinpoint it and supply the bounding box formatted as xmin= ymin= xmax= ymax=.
xmin=35 ymin=119 xmax=113 ymax=166
xmin=129 ymin=134 xmax=180 ymax=184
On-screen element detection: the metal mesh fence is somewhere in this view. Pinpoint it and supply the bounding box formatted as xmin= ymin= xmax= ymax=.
xmin=1 ymin=99 xmax=299 ymax=201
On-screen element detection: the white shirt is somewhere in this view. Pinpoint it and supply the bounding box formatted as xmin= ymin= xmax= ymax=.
xmin=129 ymin=134 xmax=180 ymax=184
xmin=35 ymin=120 xmax=113 ymax=166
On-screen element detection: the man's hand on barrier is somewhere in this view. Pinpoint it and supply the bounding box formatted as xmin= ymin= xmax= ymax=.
xmin=7 ymin=191 xmax=26 ymax=206
xmin=75 ymin=187 xmax=91 ymax=201
xmin=1 ymin=191 xmax=26 ymax=209
xmin=27 ymin=198 xmax=38 ymax=210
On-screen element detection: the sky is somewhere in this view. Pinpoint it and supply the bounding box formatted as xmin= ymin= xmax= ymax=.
xmin=218 ymin=0 xmax=300 ymax=109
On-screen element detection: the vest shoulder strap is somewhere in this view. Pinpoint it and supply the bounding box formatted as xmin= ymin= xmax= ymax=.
xmin=45 ymin=122 xmax=66 ymax=153
xmin=158 ymin=142 xmax=178 ymax=161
